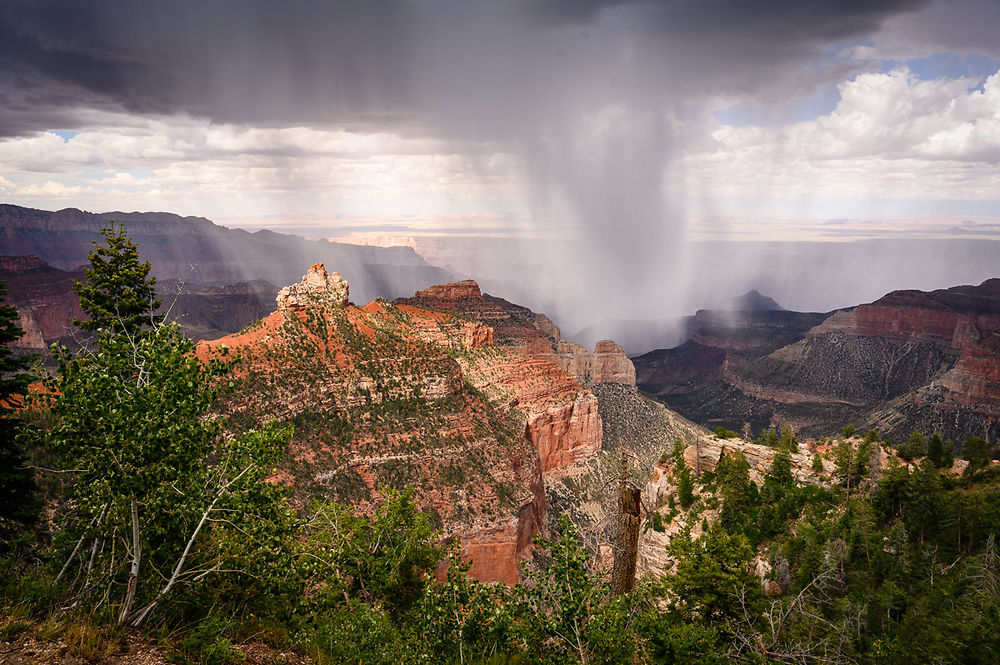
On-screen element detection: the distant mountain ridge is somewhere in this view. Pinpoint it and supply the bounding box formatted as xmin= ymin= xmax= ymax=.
xmin=0 ymin=255 xmax=279 ymax=354
xmin=634 ymin=278 xmax=1000 ymax=443
xmin=572 ymin=290 xmax=789 ymax=356
xmin=0 ymin=203 xmax=454 ymax=304
xmin=727 ymin=289 xmax=784 ymax=311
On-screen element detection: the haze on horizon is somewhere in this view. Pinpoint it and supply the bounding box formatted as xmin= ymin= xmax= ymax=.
xmin=2 ymin=0 xmax=1000 ymax=331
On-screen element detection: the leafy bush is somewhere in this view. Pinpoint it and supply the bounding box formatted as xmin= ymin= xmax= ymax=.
xmin=182 ymin=616 xmax=245 ymax=665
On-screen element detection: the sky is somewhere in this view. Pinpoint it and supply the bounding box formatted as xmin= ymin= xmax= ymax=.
xmin=1 ymin=0 xmax=1000 ymax=324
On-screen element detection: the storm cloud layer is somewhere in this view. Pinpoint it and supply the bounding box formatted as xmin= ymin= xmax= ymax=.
xmin=2 ymin=0 xmax=999 ymax=329
xmin=0 ymin=0 xmax=929 ymax=134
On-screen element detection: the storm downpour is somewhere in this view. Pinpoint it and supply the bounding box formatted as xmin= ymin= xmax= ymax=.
xmin=3 ymin=2 xmax=1000 ymax=663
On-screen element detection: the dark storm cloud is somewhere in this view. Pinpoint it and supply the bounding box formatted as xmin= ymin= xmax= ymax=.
xmin=0 ymin=0 xmax=928 ymax=136
xmin=0 ymin=0 xmax=938 ymax=326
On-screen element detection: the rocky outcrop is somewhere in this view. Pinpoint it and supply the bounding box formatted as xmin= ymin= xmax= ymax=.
xmin=414 ymin=279 xmax=482 ymax=300
xmin=554 ymin=341 xmax=592 ymax=384
xmin=527 ymin=395 xmax=602 ymax=473
xmin=591 ymin=340 xmax=636 ymax=386
xmin=276 ymin=263 xmax=349 ymax=309
xmin=0 ymin=255 xmax=48 ymax=272
xmin=633 ymin=432 xmax=833 ymax=579
xmin=682 ymin=435 xmax=833 ymax=485
xmin=0 ymin=255 xmax=85 ymax=351
xmin=399 ymin=280 xmax=636 ymax=389
xmin=199 ymin=268 xmax=614 ymax=584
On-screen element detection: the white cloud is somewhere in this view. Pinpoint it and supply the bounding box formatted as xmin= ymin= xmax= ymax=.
xmin=687 ymin=68 xmax=1000 ymax=206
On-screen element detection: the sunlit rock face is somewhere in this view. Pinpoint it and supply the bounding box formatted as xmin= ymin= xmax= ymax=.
xmin=198 ymin=270 xmax=619 ymax=584
xmin=276 ymin=263 xmax=349 ymax=309
xmin=591 ymin=340 xmax=636 ymax=386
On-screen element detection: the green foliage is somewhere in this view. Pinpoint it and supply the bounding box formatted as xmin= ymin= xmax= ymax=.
xmin=812 ymin=453 xmax=824 ymax=474
xmin=779 ymin=423 xmax=798 ymax=452
xmin=842 ymin=424 xmax=856 ymax=438
xmin=647 ymin=512 xmax=666 ymax=532
xmin=962 ymin=436 xmax=991 ymax=480
xmin=181 ymin=616 xmax=245 ymax=665
xmin=672 ymin=439 xmax=695 ymax=510
xmin=927 ymin=432 xmax=954 ymax=469
xmin=713 ymin=425 xmax=738 ymax=439
xmin=300 ymin=489 xmax=442 ymax=614
xmin=898 ymin=430 xmax=927 ymax=461
xmin=0 ymin=280 xmax=40 ymax=544
xmin=38 ymin=323 xmax=293 ymax=625
xmin=303 ymin=600 xmax=410 ymax=665
xmin=419 ymin=548 xmax=514 ymax=662
xmin=666 ymin=525 xmax=760 ymax=626
xmin=716 ymin=452 xmax=760 ymax=538
xmin=73 ymin=222 xmax=162 ymax=334
xmin=516 ymin=516 xmax=644 ymax=664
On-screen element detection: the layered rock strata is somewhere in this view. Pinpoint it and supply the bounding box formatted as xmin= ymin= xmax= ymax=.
xmin=199 ymin=269 xmax=615 ymax=583
xmin=636 ymin=279 xmax=1000 ymax=442
xmin=398 ymin=280 xmax=636 ymax=389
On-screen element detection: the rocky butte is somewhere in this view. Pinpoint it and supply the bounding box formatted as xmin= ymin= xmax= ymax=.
xmin=198 ymin=267 xmax=640 ymax=583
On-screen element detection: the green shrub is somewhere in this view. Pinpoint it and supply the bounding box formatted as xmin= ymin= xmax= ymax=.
xmin=182 ymin=616 xmax=245 ymax=665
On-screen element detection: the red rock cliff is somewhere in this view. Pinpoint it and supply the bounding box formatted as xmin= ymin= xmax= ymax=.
xmin=199 ymin=269 xmax=608 ymax=584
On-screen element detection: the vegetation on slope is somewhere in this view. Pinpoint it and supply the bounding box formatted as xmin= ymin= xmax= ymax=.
xmin=2 ymin=226 xmax=999 ymax=664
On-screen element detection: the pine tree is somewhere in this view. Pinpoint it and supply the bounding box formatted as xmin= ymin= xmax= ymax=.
xmin=927 ymin=432 xmax=949 ymax=469
xmin=73 ymin=222 xmax=162 ymax=335
xmin=0 ymin=280 xmax=39 ymax=543
xmin=961 ymin=436 xmax=991 ymax=490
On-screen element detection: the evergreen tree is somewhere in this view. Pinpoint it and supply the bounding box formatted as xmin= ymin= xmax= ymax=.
xmin=962 ymin=436 xmax=991 ymax=490
xmin=780 ymin=423 xmax=798 ymax=452
xmin=898 ymin=430 xmax=927 ymax=461
xmin=854 ymin=436 xmax=874 ymax=482
xmin=902 ymin=459 xmax=943 ymax=544
xmin=927 ymin=432 xmax=951 ymax=469
xmin=716 ymin=452 xmax=759 ymax=538
xmin=834 ymin=438 xmax=855 ymax=494
xmin=0 ymin=281 xmax=39 ymax=544
xmin=673 ymin=439 xmax=695 ymax=509
xmin=73 ymin=222 xmax=162 ymax=335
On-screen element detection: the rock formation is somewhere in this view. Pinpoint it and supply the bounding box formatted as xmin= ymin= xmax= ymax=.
xmin=591 ymin=340 xmax=636 ymax=386
xmin=414 ymin=279 xmax=482 ymax=301
xmin=198 ymin=270 xmax=620 ymax=584
xmin=276 ymin=263 xmax=349 ymax=309
xmin=398 ymin=280 xmax=636 ymax=389
xmin=0 ymin=255 xmax=85 ymax=351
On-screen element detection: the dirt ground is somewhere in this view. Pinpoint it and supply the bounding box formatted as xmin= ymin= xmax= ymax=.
xmin=0 ymin=629 xmax=313 ymax=665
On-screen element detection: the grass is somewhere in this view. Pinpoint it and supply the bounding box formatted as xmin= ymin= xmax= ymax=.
xmin=0 ymin=613 xmax=31 ymax=641
xmin=63 ymin=619 xmax=123 ymax=661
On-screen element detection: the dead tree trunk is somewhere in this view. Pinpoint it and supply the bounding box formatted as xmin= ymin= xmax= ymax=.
xmin=118 ymin=498 xmax=141 ymax=625
xmin=610 ymin=454 xmax=641 ymax=595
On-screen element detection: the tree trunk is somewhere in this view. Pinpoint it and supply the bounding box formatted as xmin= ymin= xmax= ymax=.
xmin=118 ymin=498 xmax=141 ymax=625
xmin=610 ymin=456 xmax=641 ymax=596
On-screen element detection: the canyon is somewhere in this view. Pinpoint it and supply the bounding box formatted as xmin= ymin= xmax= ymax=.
xmin=0 ymin=255 xmax=278 ymax=356
xmin=0 ymin=204 xmax=453 ymax=304
xmin=636 ymin=279 xmax=1000 ymax=444
xmin=197 ymin=264 xmax=641 ymax=584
